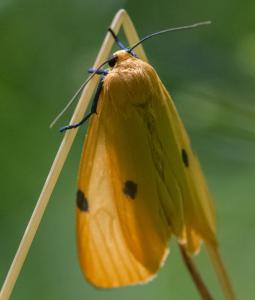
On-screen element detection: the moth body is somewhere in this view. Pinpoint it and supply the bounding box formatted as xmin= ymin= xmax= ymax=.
xmin=76 ymin=50 xmax=216 ymax=288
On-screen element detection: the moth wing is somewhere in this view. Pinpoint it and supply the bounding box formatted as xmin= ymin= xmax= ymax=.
xmin=150 ymin=72 xmax=217 ymax=253
xmin=105 ymin=57 xmax=217 ymax=255
xmin=106 ymin=56 xmax=217 ymax=254
xmin=77 ymin=86 xmax=171 ymax=288
xmin=76 ymin=52 xmax=217 ymax=288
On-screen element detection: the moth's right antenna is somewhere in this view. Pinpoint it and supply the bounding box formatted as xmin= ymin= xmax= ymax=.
xmin=129 ymin=21 xmax=211 ymax=52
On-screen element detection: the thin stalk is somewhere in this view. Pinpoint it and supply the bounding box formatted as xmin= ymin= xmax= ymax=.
xmin=0 ymin=9 xmax=145 ymax=300
xmin=206 ymin=244 xmax=236 ymax=300
xmin=179 ymin=244 xmax=214 ymax=300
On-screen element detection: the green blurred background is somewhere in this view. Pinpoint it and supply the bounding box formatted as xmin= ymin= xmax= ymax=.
xmin=0 ymin=0 xmax=254 ymax=299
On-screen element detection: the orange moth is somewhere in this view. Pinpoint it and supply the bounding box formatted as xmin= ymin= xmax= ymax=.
xmin=68 ymin=33 xmax=216 ymax=287
xmin=76 ymin=46 xmax=217 ymax=287
xmin=60 ymin=18 xmax=235 ymax=297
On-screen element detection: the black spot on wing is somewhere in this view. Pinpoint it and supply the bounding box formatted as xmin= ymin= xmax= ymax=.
xmin=181 ymin=149 xmax=189 ymax=167
xmin=76 ymin=190 xmax=89 ymax=212
xmin=123 ymin=180 xmax=137 ymax=199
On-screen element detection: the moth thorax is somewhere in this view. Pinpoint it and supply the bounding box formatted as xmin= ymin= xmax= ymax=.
xmin=113 ymin=50 xmax=132 ymax=63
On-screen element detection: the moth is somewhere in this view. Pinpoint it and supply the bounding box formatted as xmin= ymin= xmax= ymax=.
xmin=60 ymin=26 xmax=217 ymax=288
xmin=0 ymin=11 xmax=235 ymax=300
xmin=59 ymin=15 xmax=235 ymax=300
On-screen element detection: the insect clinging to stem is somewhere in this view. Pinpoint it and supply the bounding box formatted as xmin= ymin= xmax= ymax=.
xmin=0 ymin=9 xmax=236 ymax=300
xmin=55 ymin=11 xmax=236 ymax=300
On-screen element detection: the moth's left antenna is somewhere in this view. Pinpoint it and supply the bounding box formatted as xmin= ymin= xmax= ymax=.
xmin=49 ymin=81 xmax=87 ymax=128
xmin=49 ymin=59 xmax=111 ymax=128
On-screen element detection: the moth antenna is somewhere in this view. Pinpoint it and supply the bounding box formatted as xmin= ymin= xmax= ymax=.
xmin=49 ymin=81 xmax=87 ymax=129
xmin=49 ymin=59 xmax=111 ymax=128
xmin=129 ymin=21 xmax=211 ymax=52
xmin=108 ymin=28 xmax=127 ymax=50
xmin=50 ymin=21 xmax=211 ymax=128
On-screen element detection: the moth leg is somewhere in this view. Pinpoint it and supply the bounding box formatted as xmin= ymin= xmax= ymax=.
xmin=60 ymin=76 xmax=105 ymax=132
xmin=88 ymin=68 xmax=109 ymax=75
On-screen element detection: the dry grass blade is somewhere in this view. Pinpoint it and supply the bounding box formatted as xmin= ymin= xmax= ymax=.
xmin=0 ymin=9 xmax=145 ymax=300
xmin=179 ymin=245 xmax=214 ymax=300
xmin=206 ymin=244 xmax=236 ymax=300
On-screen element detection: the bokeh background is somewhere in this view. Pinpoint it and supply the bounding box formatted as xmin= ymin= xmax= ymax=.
xmin=1 ymin=0 xmax=254 ymax=299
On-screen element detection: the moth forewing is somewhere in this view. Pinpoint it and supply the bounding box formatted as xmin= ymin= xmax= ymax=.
xmin=76 ymin=50 xmax=216 ymax=287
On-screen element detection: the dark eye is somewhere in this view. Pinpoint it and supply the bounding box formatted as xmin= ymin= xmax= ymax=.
xmin=108 ymin=55 xmax=117 ymax=68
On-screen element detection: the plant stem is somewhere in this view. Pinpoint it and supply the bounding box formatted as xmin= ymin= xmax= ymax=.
xmin=0 ymin=9 xmax=146 ymax=300
xmin=179 ymin=244 xmax=214 ymax=300
xmin=206 ymin=244 xmax=236 ymax=300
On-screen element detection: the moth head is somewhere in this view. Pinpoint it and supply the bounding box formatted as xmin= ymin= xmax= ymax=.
xmin=108 ymin=50 xmax=135 ymax=69
xmin=108 ymin=55 xmax=118 ymax=68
